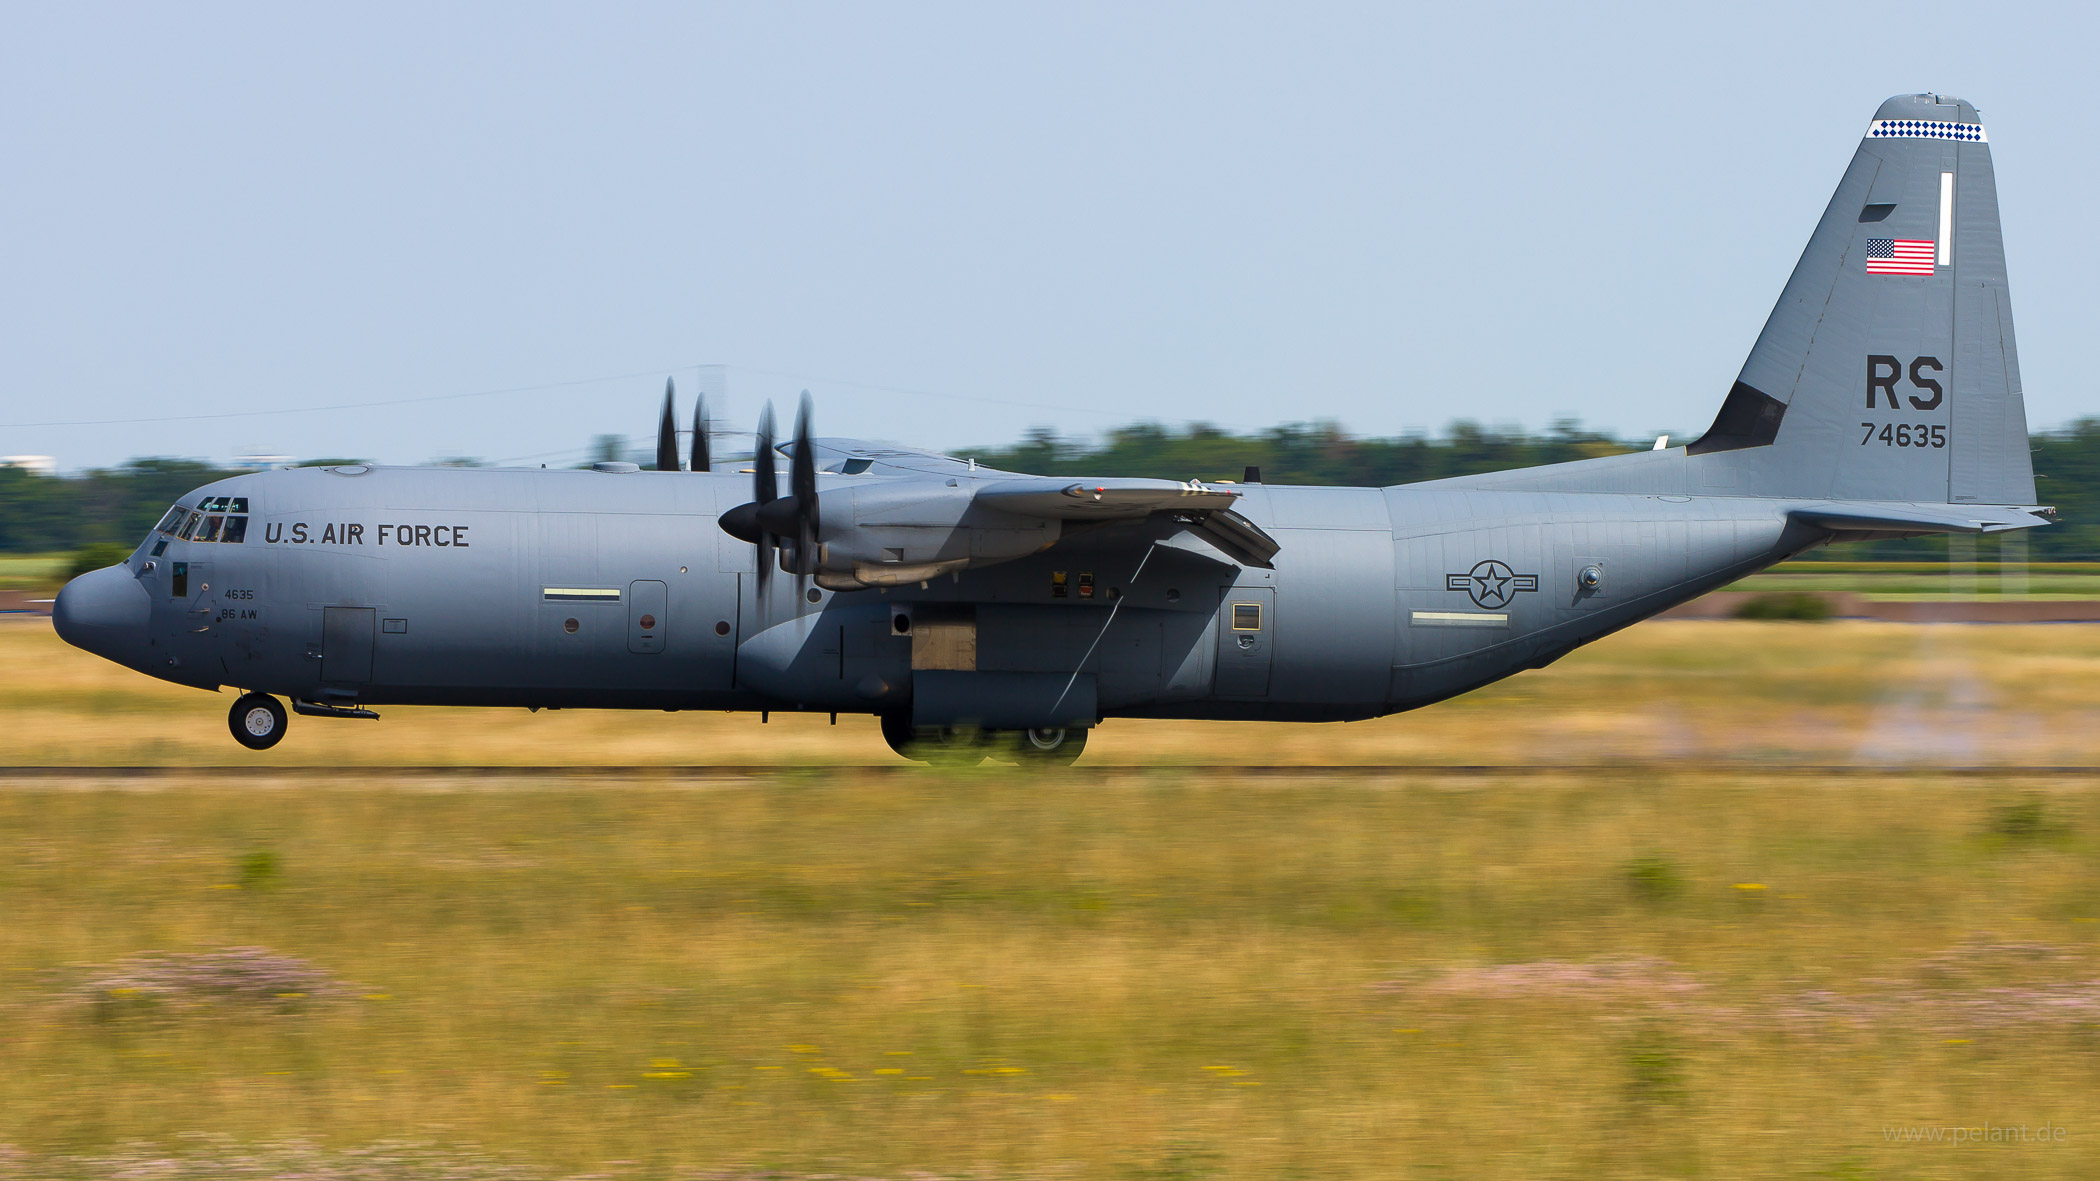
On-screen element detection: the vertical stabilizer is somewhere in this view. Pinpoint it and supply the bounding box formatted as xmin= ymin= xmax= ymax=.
xmin=1689 ymin=94 xmax=2034 ymax=506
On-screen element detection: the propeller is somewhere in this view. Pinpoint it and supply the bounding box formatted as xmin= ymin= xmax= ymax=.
xmin=716 ymin=395 xmax=824 ymax=602
xmin=655 ymin=378 xmax=680 ymax=471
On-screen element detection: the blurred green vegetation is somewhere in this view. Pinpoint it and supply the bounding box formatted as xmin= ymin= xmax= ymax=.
xmin=1731 ymin=591 xmax=1836 ymax=620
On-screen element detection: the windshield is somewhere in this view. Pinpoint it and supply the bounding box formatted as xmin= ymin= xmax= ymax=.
xmin=156 ymin=498 xmax=250 ymax=544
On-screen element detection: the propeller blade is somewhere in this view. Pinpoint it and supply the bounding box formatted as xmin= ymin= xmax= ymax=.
xmin=791 ymin=391 xmax=818 ymax=537
xmin=752 ymin=402 xmax=777 ymax=596
xmin=753 ymin=402 xmax=777 ymax=507
xmin=655 ymin=378 xmax=680 ymax=472
xmin=690 ymin=391 xmax=710 ymax=474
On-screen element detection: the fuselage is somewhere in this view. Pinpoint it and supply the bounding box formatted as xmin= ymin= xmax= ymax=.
xmin=61 ymin=462 xmax=1819 ymax=724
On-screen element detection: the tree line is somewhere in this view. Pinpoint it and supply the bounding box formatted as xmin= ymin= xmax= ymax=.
xmin=8 ymin=420 xmax=2100 ymax=560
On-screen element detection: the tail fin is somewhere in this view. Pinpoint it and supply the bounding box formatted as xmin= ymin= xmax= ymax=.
xmin=1690 ymin=94 xmax=2034 ymax=506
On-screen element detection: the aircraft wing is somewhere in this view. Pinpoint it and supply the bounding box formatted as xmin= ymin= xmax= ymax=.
xmin=1789 ymin=501 xmax=2053 ymax=535
xmin=974 ymin=476 xmax=1240 ymax=517
xmin=974 ymin=477 xmax=1279 ymax=568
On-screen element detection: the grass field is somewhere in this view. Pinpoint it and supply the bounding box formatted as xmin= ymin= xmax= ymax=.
xmin=8 ymin=619 xmax=2100 ymax=1178
xmin=0 ymin=554 xmax=68 ymax=593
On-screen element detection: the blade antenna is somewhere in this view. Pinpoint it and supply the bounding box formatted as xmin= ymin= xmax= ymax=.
xmin=655 ymin=378 xmax=680 ymax=471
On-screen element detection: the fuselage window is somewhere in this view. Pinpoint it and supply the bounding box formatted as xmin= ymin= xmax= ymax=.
xmin=1231 ymin=602 xmax=1263 ymax=631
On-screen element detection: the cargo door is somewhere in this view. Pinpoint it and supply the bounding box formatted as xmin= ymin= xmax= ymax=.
xmin=628 ymin=580 xmax=667 ymax=654
xmin=1214 ymin=586 xmax=1274 ymax=697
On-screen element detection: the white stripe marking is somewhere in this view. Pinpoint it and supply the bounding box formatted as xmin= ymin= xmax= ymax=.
xmin=1938 ymin=171 xmax=1954 ymax=268
xmin=1411 ymin=610 xmax=1508 ymax=628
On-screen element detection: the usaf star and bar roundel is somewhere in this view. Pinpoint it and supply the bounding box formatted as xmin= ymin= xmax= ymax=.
xmin=1446 ymin=560 xmax=1539 ymax=611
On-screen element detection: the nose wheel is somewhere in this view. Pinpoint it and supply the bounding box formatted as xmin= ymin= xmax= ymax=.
xmin=228 ymin=693 xmax=287 ymax=751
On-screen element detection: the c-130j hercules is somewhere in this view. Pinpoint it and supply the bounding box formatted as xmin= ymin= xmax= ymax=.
xmin=55 ymin=94 xmax=2049 ymax=763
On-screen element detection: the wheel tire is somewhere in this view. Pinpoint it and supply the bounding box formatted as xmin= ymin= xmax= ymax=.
xmin=1012 ymin=726 xmax=1087 ymax=766
xmin=879 ymin=712 xmax=926 ymax=762
xmin=920 ymin=726 xmax=992 ymax=767
xmin=228 ymin=693 xmax=287 ymax=751
xmin=878 ymin=713 xmax=989 ymax=766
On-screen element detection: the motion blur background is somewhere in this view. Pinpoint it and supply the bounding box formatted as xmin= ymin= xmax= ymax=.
xmin=7 ymin=3 xmax=2100 ymax=1179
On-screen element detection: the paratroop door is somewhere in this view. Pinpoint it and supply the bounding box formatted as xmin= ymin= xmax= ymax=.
xmin=628 ymin=580 xmax=667 ymax=654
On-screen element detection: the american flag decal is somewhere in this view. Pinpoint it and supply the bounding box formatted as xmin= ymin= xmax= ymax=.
xmin=1866 ymin=238 xmax=1935 ymax=275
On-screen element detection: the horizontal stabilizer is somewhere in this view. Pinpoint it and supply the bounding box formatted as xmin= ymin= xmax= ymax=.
xmin=974 ymin=477 xmax=1239 ymax=518
xmin=1789 ymin=501 xmax=2051 ymax=535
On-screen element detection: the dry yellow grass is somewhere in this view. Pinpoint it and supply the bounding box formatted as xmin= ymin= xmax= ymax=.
xmin=8 ymin=618 xmax=2100 ymax=1178
xmin=2 ymin=770 xmax=2097 ymax=1179
xmin=9 ymin=615 xmax=2100 ymax=766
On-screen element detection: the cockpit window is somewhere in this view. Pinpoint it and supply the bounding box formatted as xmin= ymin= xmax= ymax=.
xmin=156 ymin=498 xmax=250 ymax=543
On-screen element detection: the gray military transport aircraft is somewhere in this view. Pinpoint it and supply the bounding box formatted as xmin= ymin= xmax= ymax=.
xmin=54 ymin=94 xmax=2048 ymax=765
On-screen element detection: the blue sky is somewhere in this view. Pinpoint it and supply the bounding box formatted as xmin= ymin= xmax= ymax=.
xmin=3 ymin=1 xmax=2094 ymax=470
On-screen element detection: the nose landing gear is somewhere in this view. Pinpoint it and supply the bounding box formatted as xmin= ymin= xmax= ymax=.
xmin=228 ymin=693 xmax=287 ymax=750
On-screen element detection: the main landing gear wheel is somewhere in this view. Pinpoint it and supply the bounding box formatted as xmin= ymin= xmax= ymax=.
xmin=228 ymin=693 xmax=287 ymax=751
xmin=880 ymin=713 xmax=993 ymax=766
xmin=1011 ymin=726 xmax=1087 ymax=766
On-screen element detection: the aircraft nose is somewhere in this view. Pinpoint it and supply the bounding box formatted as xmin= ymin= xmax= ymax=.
xmin=52 ymin=563 xmax=151 ymax=666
